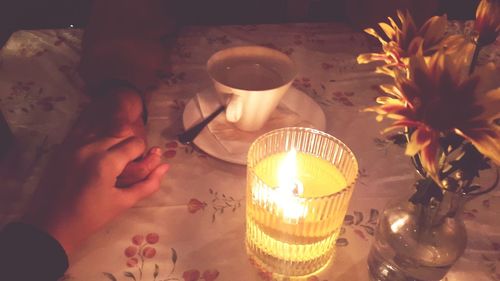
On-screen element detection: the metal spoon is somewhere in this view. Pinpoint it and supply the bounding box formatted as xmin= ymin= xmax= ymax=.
xmin=178 ymin=105 xmax=225 ymax=144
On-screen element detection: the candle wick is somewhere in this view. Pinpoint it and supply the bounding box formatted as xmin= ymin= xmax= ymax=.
xmin=292 ymin=180 xmax=304 ymax=196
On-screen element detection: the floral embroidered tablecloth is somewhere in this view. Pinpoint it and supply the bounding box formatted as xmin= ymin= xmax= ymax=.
xmin=0 ymin=22 xmax=499 ymax=281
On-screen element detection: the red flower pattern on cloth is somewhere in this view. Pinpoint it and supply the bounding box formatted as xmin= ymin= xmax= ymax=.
xmin=132 ymin=234 xmax=144 ymax=245
xmin=124 ymin=233 xmax=159 ymax=267
xmin=183 ymin=269 xmax=200 ymax=281
xmin=163 ymin=140 xmax=208 ymax=159
xmin=331 ymin=91 xmax=355 ymax=106
xmin=182 ymin=269 xmax=200 ymax=281
xmin=164 ymin=141 xmax=178 ymax=159
xmin=104 ymin=233 xmax=222 ymax=281
xmin=1 ymin=81 xmax=67 ymax=114
xmin=293 ymin=77 xmax=312 ymax=89
xmin=182 ymin=269 xmax=220 ymax=281
xmin=159 ymin=71 xmax=187 ymax=86
xmin=17 ymin=42 xmax=47 ymax=57
xmin=142 ymin=246 xmax=156 ymax=258
xmin=126 ymin=257 xmax=138 ymax=268
xmin=188 ymin=198 xmax=207 ymax=213
xmin=187 ymin=189 xmax=243 ymax=222
xmin=202 ymin=269 xmax=220 ymax=281
xmin=124 ymin=246 xmax=137 ymax=258
xmin=146 ymin=233 xmax=159 ymax=244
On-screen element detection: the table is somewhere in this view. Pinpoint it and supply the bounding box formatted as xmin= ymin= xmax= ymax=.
xmin=0 ymin=22 xmax=499 ymax=281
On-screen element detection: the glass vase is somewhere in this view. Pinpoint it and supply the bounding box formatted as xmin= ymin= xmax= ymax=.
xmin=367 ymin=190 xmax=467 ymax=281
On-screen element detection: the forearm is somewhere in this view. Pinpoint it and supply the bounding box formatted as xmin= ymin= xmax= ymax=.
xmin=80 ymin=0 xmax=178 ymax=93
xmin=0 ymin=222 xmax=69 ymax=281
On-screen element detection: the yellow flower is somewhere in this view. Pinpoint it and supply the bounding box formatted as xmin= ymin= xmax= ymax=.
xmin=369 ymin=52 xmax=500 ymax=176
xmin=357 ymin=10 xmax=450 ymax=74
xmin=474 ymin=0 xmax=500 ymax=47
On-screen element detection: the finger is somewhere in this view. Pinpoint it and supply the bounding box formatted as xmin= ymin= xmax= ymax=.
xmin=102 ymin=90 xmax=143 ymax=131
xmin=116 ymin=147 xmax=162 ymax=187
xmin=77 ymin=128 xmax=136 ymax=158
xmin=65 ymin=90 xmax=143 ymax=145
xmin=106 ymin=136 xmax=146 ymax=173
xmin=121 ymin=163 xmax=169 ymax=205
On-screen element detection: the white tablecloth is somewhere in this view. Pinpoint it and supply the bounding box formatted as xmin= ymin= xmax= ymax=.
xmin=1 ymin=22 xmax=499 ymax=281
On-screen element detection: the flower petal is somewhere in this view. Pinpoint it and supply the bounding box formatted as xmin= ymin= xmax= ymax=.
xmin=357 ymin=53 xmax=387 ymax=64
xmin=375 ymin=66 xmax=397 ymax=77
xmin=379 ymin=84 xmax=404 ymax=99
xmin=419 ymin=131 xmax=440 ymax=176
xmin=405 ymin=126 xmax=432 ymax=156
xmin=364 ymin=28 xmax=387 ymax=44
xmin=379 ymin=22 xmax=396 ymax=39
xmin=419 ymin=15 xmax=447 ymax=46
xmin=388 ymin=16 xmax=399 ymax=31
xmin=457 ymin=128 xmax=500 ymax=165
xmin=407 ymin=37 xmax=424 ymax=56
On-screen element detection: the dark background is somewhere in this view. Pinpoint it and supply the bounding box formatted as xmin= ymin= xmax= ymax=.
xmin=0 ymin=0 xmax=479 ymax=47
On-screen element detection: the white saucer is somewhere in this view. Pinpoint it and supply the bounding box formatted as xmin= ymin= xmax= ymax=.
xmin=182 ymin=87 xmax=326 ymax=165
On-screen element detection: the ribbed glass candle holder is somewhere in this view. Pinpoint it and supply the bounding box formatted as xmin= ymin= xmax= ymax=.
xmin=246 ymin=127 xmax=358 ymax=278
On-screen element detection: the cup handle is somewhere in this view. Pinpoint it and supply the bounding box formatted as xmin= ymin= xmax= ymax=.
xmin=225 ymin=94 xmax=243 ymax=123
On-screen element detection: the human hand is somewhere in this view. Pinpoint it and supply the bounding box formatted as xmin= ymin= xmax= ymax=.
xmin=23 ymin=132 xmax=169 ymax=254
xmin=71 ymin=88 xmax=161 ymax=187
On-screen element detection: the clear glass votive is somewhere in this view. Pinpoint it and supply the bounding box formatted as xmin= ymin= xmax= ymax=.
xmin=246 ymin=127 xmax=358 ymax=278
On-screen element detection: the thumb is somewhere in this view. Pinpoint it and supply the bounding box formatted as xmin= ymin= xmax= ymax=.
xmin=121 ymin=163 xmax=169 ymax=204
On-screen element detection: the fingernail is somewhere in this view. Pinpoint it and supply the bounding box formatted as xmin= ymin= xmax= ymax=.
xmin=151 ymin=147 xmax=162 ymax=156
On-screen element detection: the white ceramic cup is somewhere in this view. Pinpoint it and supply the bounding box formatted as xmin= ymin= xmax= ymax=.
xmin=207 ymin=46 xmax=297 ymax=132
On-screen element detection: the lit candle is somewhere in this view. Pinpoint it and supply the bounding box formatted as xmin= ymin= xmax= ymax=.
xmin=246 ymin=128 xmax=358 ymax=278
xmin=271 ymin=148 xmax=307 ymax=221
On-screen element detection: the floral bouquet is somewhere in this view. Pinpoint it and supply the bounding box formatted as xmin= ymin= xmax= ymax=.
xmin=360 ymin=3 xmax=500 ymax=279
xmin=358 ymin=0 xmax=500 ymax=204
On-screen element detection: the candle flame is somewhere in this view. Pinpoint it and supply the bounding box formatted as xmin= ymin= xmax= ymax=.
xmin=273 ymin=148 xmax=307 ymax=221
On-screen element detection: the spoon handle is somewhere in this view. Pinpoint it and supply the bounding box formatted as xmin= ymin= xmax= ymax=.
xmin=178 ymin=105 xmax=225 ymax=144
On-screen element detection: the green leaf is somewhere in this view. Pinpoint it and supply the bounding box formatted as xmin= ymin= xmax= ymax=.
xmin=449 ymin=143 xmax=490 ymax=180
xmin=409 ymin=178 xmax=443 ymax=205
xmin=463 ymin=185 xmax=481 ymax=194
xmin=373 ymin=137 xmax=389 ymax=147
xmin=368 ymin=209 xmax=379 ymax=225
xmin=354 ymin=211 xmax=363 ymax=225
xmin=387 ymin=133 xmax=407 ymax=147
xmin=124 ymin=272 xmax=136 ymax=281
xmin=336 ymin=238 xmax=349 ymax=247
xmin=171 ymin=248 xmax=178 ymax=264
xmin=440 ymin=133 xmax=464 ymax=154
xmin=154 ymin=264 xmax=160 ymax=279
xmin=102 ymin=272 xmax=118 ymax=281
xmin=343 ymin=215 xmax=354 ymax=225
xmin=360 ymin=224 xmax=375 ymax=236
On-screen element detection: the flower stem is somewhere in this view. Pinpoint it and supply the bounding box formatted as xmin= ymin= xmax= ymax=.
xmin=468 ymin=42 xmax=481 ymax=75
